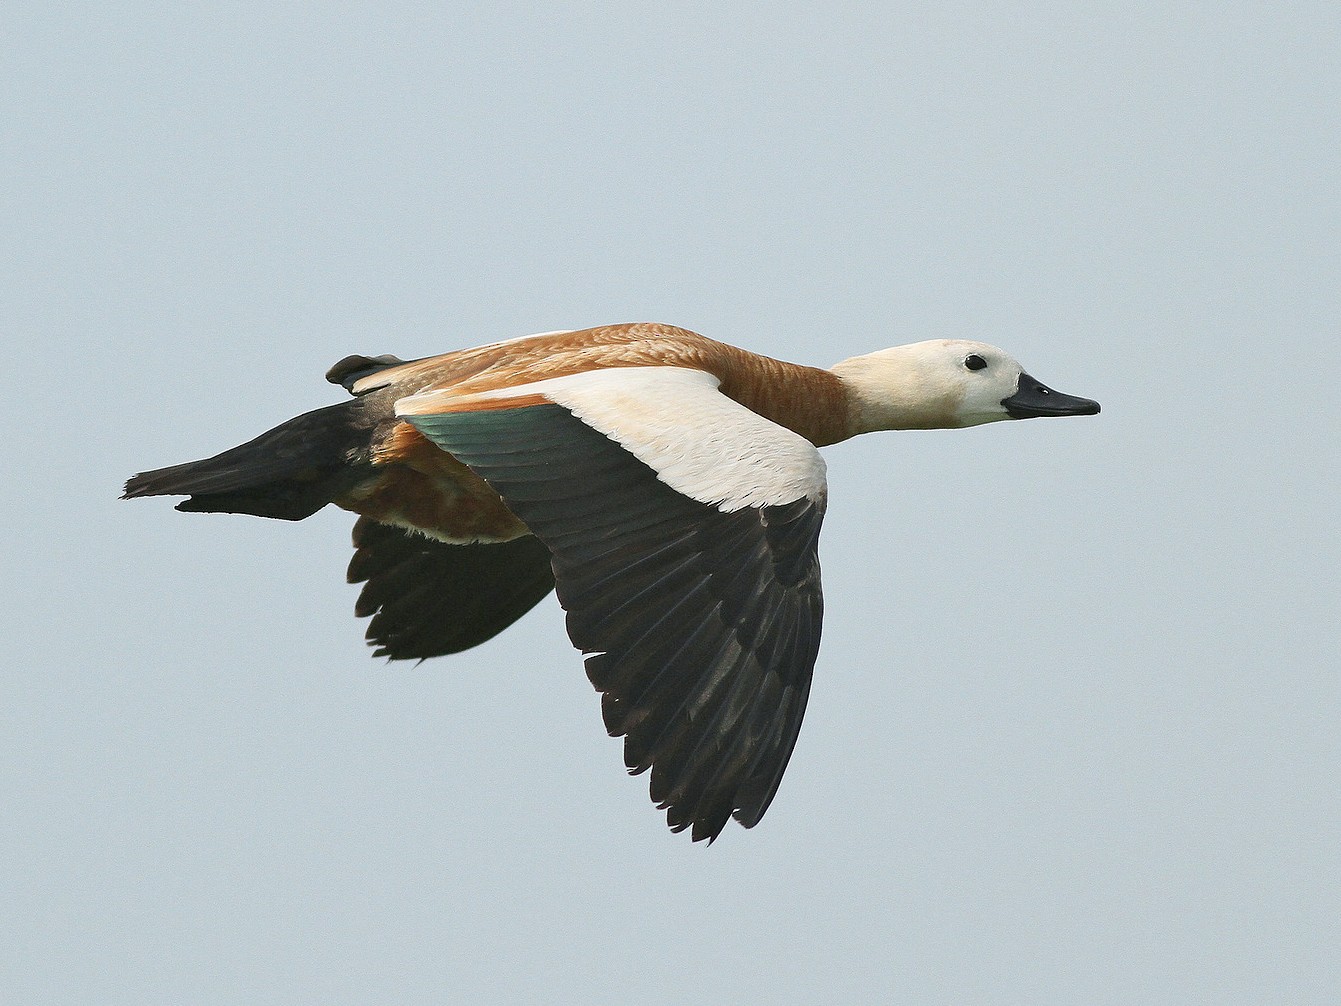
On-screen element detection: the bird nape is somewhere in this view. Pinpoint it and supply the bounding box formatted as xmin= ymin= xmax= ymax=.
xmin=124 ymin=322 xmax=1100 ymax=841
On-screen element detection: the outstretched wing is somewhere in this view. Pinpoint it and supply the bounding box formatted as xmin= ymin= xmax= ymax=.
xmin=399 ymin=367 xmax=827 ymax=841
xmin=347 ymin=517 xmax=555 ymax=660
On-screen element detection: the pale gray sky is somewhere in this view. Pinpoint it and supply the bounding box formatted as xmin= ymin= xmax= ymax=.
xmin=4 ymin=5 xmax=1338 ymax=1003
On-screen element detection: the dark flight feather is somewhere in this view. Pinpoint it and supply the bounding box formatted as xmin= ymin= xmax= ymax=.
xmin=347 ymin=517 xmax=555 ymax=660
xmin=407 ymin=403 xmax=824 ymax=841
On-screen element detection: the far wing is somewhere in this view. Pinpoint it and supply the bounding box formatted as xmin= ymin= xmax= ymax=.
xmin=347 ymin=517 xmax=554 ymax=660
xmin=399 ymin=367 xmax=827 ymax=841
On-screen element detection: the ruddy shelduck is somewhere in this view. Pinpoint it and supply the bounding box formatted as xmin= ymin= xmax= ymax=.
xmin=125 ymin=323 xmax=1099 ymax=841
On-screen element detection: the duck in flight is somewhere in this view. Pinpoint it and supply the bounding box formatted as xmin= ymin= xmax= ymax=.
xmin=124 ymin=323 xmax=1099 ymax=841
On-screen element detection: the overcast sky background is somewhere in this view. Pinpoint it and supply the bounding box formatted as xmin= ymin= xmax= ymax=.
xmin=4 ymin=5 xmax=1338 ymax=1003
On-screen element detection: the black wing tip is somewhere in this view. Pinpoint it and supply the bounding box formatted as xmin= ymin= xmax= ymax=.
xmin=663 ymin=796 xmax=737 ymax=843
xmin=617 ymin=733 xmax=774 ymax=844
xmin=368 ymin=641 xmax=430 ymax=665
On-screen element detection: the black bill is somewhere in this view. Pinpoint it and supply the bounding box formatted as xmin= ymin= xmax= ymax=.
xmin=1001 ymin=373 xmax=1100 ymax=419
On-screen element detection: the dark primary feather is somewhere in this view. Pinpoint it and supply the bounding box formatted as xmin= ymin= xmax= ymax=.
xmin=348 ymin=517 xmax=556 ymax=660
xmin=407 ymin=403 xmax=825 ymax=842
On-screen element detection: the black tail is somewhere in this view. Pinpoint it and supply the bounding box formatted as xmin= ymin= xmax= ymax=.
xmin=123 ymin=400 xmax=372 ymax=521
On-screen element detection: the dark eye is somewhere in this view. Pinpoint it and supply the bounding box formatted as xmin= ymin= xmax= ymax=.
xmin=964 ymin=354 xmax=987 ymax=371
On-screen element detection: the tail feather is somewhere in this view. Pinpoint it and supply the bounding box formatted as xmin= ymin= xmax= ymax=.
xmin=123 ymin=401 xmax=370 ymax=521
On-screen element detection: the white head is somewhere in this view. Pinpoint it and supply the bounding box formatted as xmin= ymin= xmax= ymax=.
xmin=830 ymin=339 xmax=1099 ymax=435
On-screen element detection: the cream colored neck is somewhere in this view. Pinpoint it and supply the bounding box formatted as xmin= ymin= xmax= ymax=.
xmin=830 ymin=346 xmax=963 ymax=435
